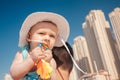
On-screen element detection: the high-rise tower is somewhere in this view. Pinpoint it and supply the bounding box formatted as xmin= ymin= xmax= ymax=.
xmin=109 ymin=8 xmax=120 ymax=61
xmin=73 ymin=36 xmax=93 ymax=77
xmin=82 ymin=10 xmax=119 ymax=79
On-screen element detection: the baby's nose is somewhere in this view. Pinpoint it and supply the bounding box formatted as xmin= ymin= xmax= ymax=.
xmin=43 ymin=35 xmax=50 ymax=42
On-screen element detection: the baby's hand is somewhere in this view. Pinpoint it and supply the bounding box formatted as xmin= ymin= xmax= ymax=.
xmin=29 ymin=46 xmax=46 ymax=64
xmin=38 ymin=43 xmax=53 ymax=62
xmin=29 ymin=43 xmax=53 ymax=64
xmin=43 ymin=50 xmax=53 ymax=62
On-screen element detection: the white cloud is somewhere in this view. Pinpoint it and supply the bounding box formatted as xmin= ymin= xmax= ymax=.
xmin=4 ymin=74 xmax=13 ymax=80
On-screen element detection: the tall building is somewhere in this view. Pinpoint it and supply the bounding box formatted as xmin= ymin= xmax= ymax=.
xmin=109 ymin=7 xmax=120 ymax=60
xmin=82 ymin=10 xmax=119 ymax=79
xmin=73 ymin=36 xmax=93 ymax=78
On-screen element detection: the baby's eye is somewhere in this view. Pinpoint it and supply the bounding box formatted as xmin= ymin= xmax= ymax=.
xmin=50 ymin=35 xmax=55 ymax=39
xmin=38 ymin=32 xmax=44 ymax=35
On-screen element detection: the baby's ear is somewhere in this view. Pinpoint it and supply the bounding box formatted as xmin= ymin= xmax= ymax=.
xmin=26 ymin=32 xmax=31 ymax=42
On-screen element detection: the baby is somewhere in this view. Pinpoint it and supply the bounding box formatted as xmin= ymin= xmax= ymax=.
xmin=10 ymin=12 xmax=70 ymax=80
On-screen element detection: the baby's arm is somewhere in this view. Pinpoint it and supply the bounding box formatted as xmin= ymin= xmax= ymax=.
xmin=10 ymin=51 xmax=35 ymax=80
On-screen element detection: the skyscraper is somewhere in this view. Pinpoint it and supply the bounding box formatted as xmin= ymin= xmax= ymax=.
xmin=109 ymin=7 xmax=120 ymax=61
xmin=73 ymin=36 xmax=93 ymax=77
xmin=82 ymin=10 xmax=119 ymax=79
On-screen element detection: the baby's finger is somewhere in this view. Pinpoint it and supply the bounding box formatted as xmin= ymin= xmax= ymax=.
xmin=37 ymin=55 xmax=46 ymax=59
xmin=43 ymin=50 xmax=53 ymax=62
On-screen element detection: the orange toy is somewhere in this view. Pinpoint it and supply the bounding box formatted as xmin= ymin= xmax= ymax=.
xmin=36 ymin=43 xmax=53 ymax=79
xmin=36 ymin=60 xmax=53 ymax=79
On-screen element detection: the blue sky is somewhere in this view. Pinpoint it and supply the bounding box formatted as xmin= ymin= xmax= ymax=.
xmin=0 ymin=0 xmax=119 ymax=79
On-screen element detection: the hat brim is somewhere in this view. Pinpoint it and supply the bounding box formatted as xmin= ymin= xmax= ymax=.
xmin=19 ymin=12 xmax=70 ymax=48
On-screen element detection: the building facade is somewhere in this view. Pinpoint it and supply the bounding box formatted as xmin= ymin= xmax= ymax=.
xmin=71 ymin=8 xmax=120 ymax=80
xmin=82 ymin=10 xmax=119 ymax=79
xmin=73 ymin=36 xmax=93 ymax=77
xmin=109 ymin=8 xmax=120 ymax=61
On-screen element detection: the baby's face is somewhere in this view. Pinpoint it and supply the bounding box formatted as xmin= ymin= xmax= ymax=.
xmin=28 ymin=21 xmax=58 ymax=50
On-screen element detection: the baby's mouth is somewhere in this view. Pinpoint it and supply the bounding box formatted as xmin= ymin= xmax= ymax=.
xmin=29 ymin=39 xmax=49 ymax=50
xmin=38 ymin=43 xmax=49 ymax=50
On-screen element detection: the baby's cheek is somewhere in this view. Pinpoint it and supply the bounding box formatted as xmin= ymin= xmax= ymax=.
xmin=49 ymin=43 xmax=55 ymax=49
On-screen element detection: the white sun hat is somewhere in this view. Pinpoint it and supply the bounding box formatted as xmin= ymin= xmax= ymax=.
xmin=18 ymin=12 xmax=70 ymax=48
